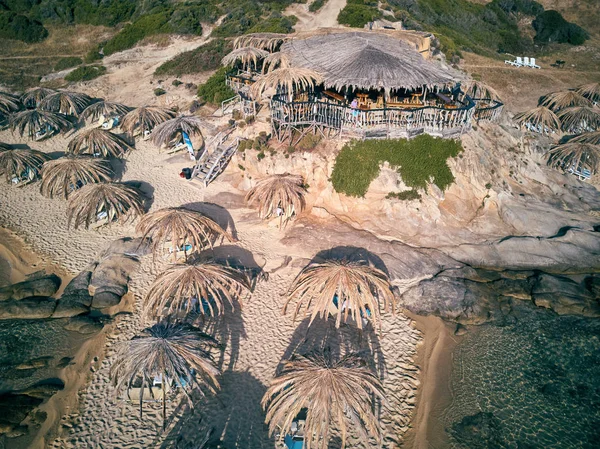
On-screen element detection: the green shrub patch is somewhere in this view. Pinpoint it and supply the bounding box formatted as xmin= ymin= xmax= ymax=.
xmin=65 ymin=64 xmax=106 ymax=82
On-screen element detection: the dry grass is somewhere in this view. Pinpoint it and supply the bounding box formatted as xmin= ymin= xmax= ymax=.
xmin=151 ymin=115 xmax=204 ymax=148
xmin=284 ymin=259 xmax=396 ymax=331
xmin=67 ymin=182 xmax=145 ymax=229
xmin=0 ymin=149 xmax=50 ymax=184
xmin=40 ymin=156 xmax=113 ymax=199
xmin=262 ymin=352 xmax=385 ymax=449
xmin=547 ymin=142 xmax=600 ymax=174
xmin=110 ymin=321 xmax=220 ymax=424
xmin=245 ymin=173 xmax=306 ymax=226
xmin=136 ymin=207 xmax=234 ymax=260
xmin=513 ymin=106 xmax=562 ymax=134
xmin=144 ymin=260 xmax=251 ymax=319
xmin=121 ymin=106 xmax=176 ymax=137
xmin=10 ymin=109 xmax=73 ymax=138
xmin=67 ymin=128 xmax=133 ymax=158
xmin=250 ymin=67 xmax=323 ymax=100
xmin=40 ymin=90 xmax=93 ymax=116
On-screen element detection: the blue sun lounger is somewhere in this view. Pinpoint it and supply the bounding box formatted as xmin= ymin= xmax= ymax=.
xmin=182 ymin=131 xmax=195 ymax=160
xmin=284 ymin=435 xmax=304 ymax=449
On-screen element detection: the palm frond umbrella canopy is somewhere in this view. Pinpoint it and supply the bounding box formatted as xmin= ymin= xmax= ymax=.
xmin=513 ymin=106 xmax=561 ymax=134
xmin=144 ymin=261 xmax=251 ymax=319
xmin=67 ymin=182 xmax=145 ymax=229
xmin=21 ymin=87 xmax=55 ymax=108
xmin=0 ymin=91 xmax=22 ymax=115
xmin=67 ymin=128 xmax=133 ymax=158
xmin=245 ymin=173 xmax=306 ymax=225
xmin=463 ymin=80 xmax=500 ymax=100
xmin=151 ymin=115 xmax=204 ymax=148
xmin=10 ymin=109 xmax=73 ymax=139
xmin=121 ymin=106 xmax=176 ymax=137
xmin=577 ymin=83 xmax=600 ymax=103
xmin=81 ymin=100 xmax=133 ymax=122
xmin=40 ymin=156 xmax=113 ymax=199
xmin=250 ymin=67 xmax=323 ymax=100
xmin=547 ymin=142 xmax=600 ymax=174
xmin=0 ymin=149 xmax=50 ymax=184
xmin=110 ymin=321 xmax=220 ymax=426
xmin=221 ymin=47 xmax=269 ymax=71
xmin=40 ymin=90 xmax=93 ymax=116
xmin=262 ymin=52 xmax=291 ymax=73
xmin=136 ymin=207 xmax=234 ymax=259
xmin=557 ymin=106 xmax=600 ymax=133
xmin=539 ymin=90 xmax=592 ymax=111
xmin=284 ymin=259 xmax=395 ymax=330
xmin=281 ymin=32 xmax=461 ymax=96
xmin=262 ymin=353 xmax=385 ymax=449
xmin=571 ymin=130 xmax=600 ymax=145
xmin=233 ymin=33 xmax=289 ymax=51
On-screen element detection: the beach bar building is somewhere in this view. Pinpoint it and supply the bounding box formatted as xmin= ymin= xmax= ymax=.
xmin=223 ymin=30 xmax=502 ymax=143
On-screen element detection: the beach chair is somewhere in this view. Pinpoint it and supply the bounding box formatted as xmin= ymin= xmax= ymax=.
xmin=523 ymin=57 xmax=530 ymax=67
xmin=35 ymin=125 xmax=57 ymax=141
xmin=163 ymin=241 xmax=193 ymax=260
xmin=515 ymin=57 xmax=523 ymax=67
xmin=11 ymin=167 xmax=36 ymax=185
xmin=142 ymin=129 xmax=152 ymax=141
xmin=568 ymin=163 xmax=591 ymax=181
xmin=182 ymin=131 xmax=195 ymax=161
xmin=530 ymin=58 xmax=540 ymax=69
xmin=100 ymin=115 xmax=120 ymax=130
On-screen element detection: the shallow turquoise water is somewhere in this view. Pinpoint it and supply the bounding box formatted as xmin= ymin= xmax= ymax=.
xmin=445 ymin=305 xmax=600 ymax=449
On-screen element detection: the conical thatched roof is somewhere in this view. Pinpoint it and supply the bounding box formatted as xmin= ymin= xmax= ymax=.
xmin=233 ymin=33 xmax=289 ymax=51
xmin=21 ymin=87 xmax=55 ymax=108
xmin=513 ymin=106 xmax=561 ymax=134
xmin=262 ymin=52 xmax=291 ymax=73
xmin=67 ymin=182 xmax=145 ymax=229
xmin=144 ymin=260 xmax=251 ymax=318
xmin=67 ymin=128 xmax=133 ymax=158
xmin=0 ymin=149 xmax=50 ymax=184
xmin=547 ymin=142 xmax=600 ymax=174
xmin=0 ymin=91 xmax=22 ymax=115
xmin=40 ymin=90 xmax=93 ymax=116
xmin=10 ymin=109 xmax=73 ymax=138
xmin=539 ymin=90 xmax=592 ymax=111
xmin=557 ymin=106 xmax=600 ymax=132
xmin=81 ymin=100 xmax=133 ymax=122
xmin=577 ymin=83 xmax=600 ymax=103
xmin=262 ymin=353 xmax=384 ymax=449
xmin=40 ymin=156 xmax=113 ymax=199
xmin=121 ymin=106 xmax=176 ymax=136
xmin=251 ymin=67 xmax=323 ymax=99
xmin=284 ymin=259 xmax=395 ymax=331
xmin=136 ymin=207 xmax=234 ymax=260
xmin=222 ymin=47 xmax=269 ymax=70
xmin=571 ymin=130 xmax=600 ymax=145
xmin=151 ymin=115 xmax=203 ymax=148
xmin=463 ymin=80 xmax=500 ymax=100
xmin=282 ymin=32 xmax=460 ymax=93
xmin=245 ymin=173 xmax=306 ymax=226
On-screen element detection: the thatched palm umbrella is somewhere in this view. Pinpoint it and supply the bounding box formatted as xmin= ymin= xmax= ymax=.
xmin=250 ymin=67 xmax=323 ymax=100
xmin=262 ymin=52 xmax=291 ymax=73
xmin=233 ymin=33 xmax=289 ymax=51
xmin=513 ymin=106 xmax=561 ymax=134
xmin=136 ymin=207 xmax=234 ymax=260
xmin=284 ymin=259 xmax=395 ymax=330
xmin=557 ymin=106 xmax=600 ymax=132
xmin=0 ymin=149 xmax=50 ymax=184
xmin=40 ymin=90 xmax=93 ymax=116
xmin=110 ymin=321 xmax=220 ymax=427
xmin=40 ymin=156 xmax=113 ymax=199
xmin=221 ymin=47 xmax=269 ymax=71
xmin=571 ymin=130 xmax=600 ymax=145
xmin=10 ymin=109 xmax=73 ymax=139
xmin=547 ymin=142 xmax=600 ymax=174
xmin=0 ymin=91 xmax=22 ymax=115
xmin=67 ymin=182 xmax=145 ymax=229
xmin=144 ymin=260 xmax=251 ymax=318
xmin=539 ymin=90 xmax=592 ymax=111
xmin=577 ymin=83 xmax=600 ymax=103
xmin=151 ymin=115 xmax=203 ymax=148
xmin=81 ymin=100 xmax=132 ymax=122
xmin=121 ymin=106 xmax=176 ymax=137
xmin=67 ymin=128 xmax=133 ymax=158
xmin=262 ymin=353 xmax=385 ymax=449
xmin=245 ymin=173 xmax=306 ymax=226
xmin=463 ymin=80 xmax=499 ymax=100
xmin=21 ymin=87 xmax=55 ymax=108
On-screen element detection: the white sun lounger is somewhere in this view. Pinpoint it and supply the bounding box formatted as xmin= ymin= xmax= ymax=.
xmin=530 ymin=57 xmax=540 ymax=69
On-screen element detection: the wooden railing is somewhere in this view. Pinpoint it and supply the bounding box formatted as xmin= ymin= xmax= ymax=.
xmin=473 ymin=98 xmax=504 ymax=122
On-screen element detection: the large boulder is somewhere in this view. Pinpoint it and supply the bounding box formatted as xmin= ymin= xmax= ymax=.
xmin=532 ymin=274 xmax=600 ymax=317
xmin=0 ymin=297 xmax=56 ymax=320
xmin=0 ymin=274 xmax=61 ymax=301
xmin=52 ymin=270 xmax=94 ymax=318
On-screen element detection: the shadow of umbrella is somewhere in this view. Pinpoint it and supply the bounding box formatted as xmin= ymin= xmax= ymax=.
xmin=182 ymin=202 xmax=239 ymax=241
xmin=312 ymin=245 xmax=391 ymax=277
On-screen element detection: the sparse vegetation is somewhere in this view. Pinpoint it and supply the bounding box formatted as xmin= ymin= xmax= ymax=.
xmin=386 ymin=190 xmax=421 ymax=201
xmin=331 ymin=135 xmax=462 ymax=197
xmin=337 ymin=0 xmax=381 ymax=28
xmin=155 ymin=39 xmax=232 ymax=77
xmin=54 ymin=56 xmax=83 ymax=71
xmin=65 ymin=65 xmax=106 ymax=82
xmin=154 ymin=88 xmax=167 ymax=96
xmin=309 ymin=0 xmax=327 ymax=12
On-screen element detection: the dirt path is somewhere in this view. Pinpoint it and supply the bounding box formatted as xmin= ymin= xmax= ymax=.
xmin=284 ymin=0 xmax=347 ymax=32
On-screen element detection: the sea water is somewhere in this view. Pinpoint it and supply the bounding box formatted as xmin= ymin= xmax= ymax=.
xmin=444 ymin=304 xmax=600 ymax=449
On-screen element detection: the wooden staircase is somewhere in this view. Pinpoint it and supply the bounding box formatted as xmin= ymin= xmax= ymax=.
xmin=191 ymin=133 xmax=240 ymax=187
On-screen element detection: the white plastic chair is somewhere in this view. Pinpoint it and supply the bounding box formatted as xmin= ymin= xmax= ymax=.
xmin=530 ymin=57 xmax=540 ymax=69
xmin=515 ymin=57 xmax=523 ymax=66
xmin=523 ymin=57 xmax=530 ymax=67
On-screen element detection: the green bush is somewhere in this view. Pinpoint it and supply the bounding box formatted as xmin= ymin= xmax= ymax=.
xmin=337 ymin=1 xmax=381 ymax=28
xmin=103 ymin=12 xmax=172 ymax=56
xmin=54 ymin=56 xmax=82 ymax=71
xmin=309 ymin=0 xmax=327 ymax=12
xmin=155 ymin=39 xmax=232 ymax=76
xmin=532 ymin=10 xmax=589 ymax=45
xmin=197 ymin=67 xmax=236 ymax=105
xmin=0 ymin=11 xmax=48 ymax=42
xmin=386 ymin=190 xmax=421 ymax=200
xmin=65 ymin=64 xmax=106 ymax=82
xmin=331 ymin=135 xmax=462 ymax=197
xmin=154 ymin=87 xmax=166 ymax=96
xmin=247 ymin=15 xmax=298 ymax=33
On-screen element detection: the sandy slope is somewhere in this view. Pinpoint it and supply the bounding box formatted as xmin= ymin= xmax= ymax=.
xmin=285 ymin=0 xmax=347 ymax=32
